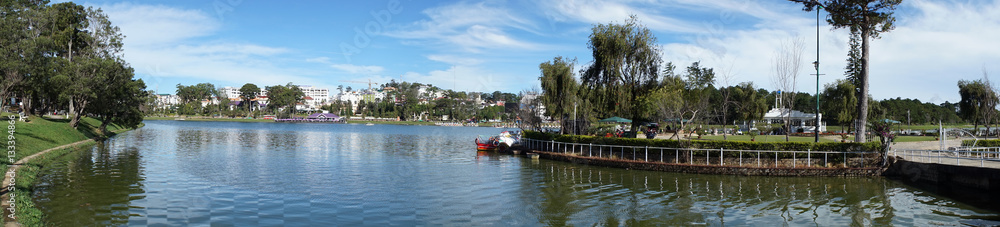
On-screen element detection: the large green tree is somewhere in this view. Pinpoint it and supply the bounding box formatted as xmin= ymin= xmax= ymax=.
xmin=539 ymin=56 xmax=578 ymax=134
xmin=791 ymin=0 xmax=902 ymax=142
xmin=580 ymin=15 xmax=662 ymax=137
xmin=239 ymin=83 xmax=260 ymax=116
xmin=958 ymin=79 xmax=997 ymax=134
xmin=89 ymin=59 xmax=147 ymax=134
xmin=821 ymin=79 xmax=859 ymax=133
xmin=265 ymin=83 xmax=304 ymax=118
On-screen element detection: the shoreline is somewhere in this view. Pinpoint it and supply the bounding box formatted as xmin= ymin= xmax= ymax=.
xmin=1 ymin=116 xmax=139 ymax=226
xmin=143 ymin=116 xmax=520 ymax=127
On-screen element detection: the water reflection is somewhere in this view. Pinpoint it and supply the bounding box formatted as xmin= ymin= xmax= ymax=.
xmin=521 ymin=159 xmax=999 ymax=226
xmin=28 ymin=121 xmax=1000 ymax=226
xmin=33 ymin=139 xmax=145 ymax=226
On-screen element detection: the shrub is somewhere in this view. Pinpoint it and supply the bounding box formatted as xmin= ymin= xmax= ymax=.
xmin=524 ymin=131 xmax=881 ymax=152
xmin=963 ymin=139 xmax=1000 ymax=147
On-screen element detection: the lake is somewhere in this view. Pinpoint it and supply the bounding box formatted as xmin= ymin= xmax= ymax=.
xmin=31 ymin=120 xmax=1000 ymax=226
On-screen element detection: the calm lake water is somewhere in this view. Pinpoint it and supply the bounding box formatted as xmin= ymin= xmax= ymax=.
xmin=31 ymin=120 xmax=1000 ymax=226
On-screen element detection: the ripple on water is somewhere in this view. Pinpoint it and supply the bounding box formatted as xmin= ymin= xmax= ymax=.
xmin=29 ymin=121 xmax=1000 ymax=225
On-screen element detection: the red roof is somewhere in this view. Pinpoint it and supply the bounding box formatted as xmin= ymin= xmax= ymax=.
xmin=304 ymin=96 xmax=314 ymax=100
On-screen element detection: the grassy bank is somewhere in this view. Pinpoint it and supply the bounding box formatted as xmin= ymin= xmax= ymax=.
xmin=3 ymin=114 xmax=133 ymax=226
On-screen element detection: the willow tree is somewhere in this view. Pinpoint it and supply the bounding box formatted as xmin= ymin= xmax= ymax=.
xmin=791 ymin=0 xmax=902 ymax=142
xmin=539 ymin=56 xmax=578 ymax=134
xmin=580 ymin=15 xmax=662 ymax=138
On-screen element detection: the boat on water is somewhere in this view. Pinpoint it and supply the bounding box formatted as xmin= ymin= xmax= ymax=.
xmin=365 ymin=123 xmax=375 ymax=126
xmin=475 ymin=130 xmax=520 ymax=151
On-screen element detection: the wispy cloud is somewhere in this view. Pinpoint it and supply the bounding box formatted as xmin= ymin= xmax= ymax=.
xmin=386 ymin=1 xmax=543 ymax=53
xmin=329 ymin=64 xmax=386 ymax=75
xmin=98 ymin=3 xmax=313 ymax=91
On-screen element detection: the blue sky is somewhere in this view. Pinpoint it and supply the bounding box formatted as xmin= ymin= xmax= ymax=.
xmin=66 ymin=0 xmax=1000 ymax=104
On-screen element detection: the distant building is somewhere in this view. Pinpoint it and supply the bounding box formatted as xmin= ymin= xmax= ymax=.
xmin=758 ymin=108 xmax=826 ymax=133
xmin=154 ymin=94 xmax=180 ymax=108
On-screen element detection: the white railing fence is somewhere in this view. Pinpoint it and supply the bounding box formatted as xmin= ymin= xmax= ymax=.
xmin=894 ymin=147 xmax=1000 ymax=168
xmin=520 ymin=138 xmax=881 ymax=168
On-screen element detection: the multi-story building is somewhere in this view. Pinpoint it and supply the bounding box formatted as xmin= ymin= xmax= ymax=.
xmin=154 ymin=94 xmax=180 ymax=109
xmin=220 ymin=85 xmax=328 ymax=111
xmin=297 ymin=85 xmax=329 ymax=110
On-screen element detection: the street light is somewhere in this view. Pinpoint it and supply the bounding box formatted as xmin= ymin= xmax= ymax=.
xmin=811 ymin=1 xmax=824 ymax=143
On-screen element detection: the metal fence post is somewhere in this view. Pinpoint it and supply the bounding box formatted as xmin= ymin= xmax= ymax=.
xmin=739 ymin=150 xmax=743 ymax=166
xmin=807 ymin=149 xmax=811 ymax=167
xmin=645 ymin=146 xmax=649 ymax=162
xmin=589 ymin=143 xmax=593 ymax=157
xmin=720 ymin=148 xmax=724 ymax=166
xmin=793 ymin=150 xmax=797 ymax=167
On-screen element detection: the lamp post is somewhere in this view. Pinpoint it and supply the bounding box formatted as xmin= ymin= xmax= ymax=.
xmin=812 ymin=1 xmax=824 ymax=143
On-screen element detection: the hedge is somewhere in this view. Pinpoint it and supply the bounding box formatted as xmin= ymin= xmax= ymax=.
xmin=523 ymin=131 xmax=883 ymax=152
xmin=962 ymin=139 xmax=1000 ymax=147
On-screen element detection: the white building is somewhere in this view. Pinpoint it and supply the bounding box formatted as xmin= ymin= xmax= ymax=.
xmin=519 ymin=92 xmax=548 ymax=121
xmin=758 ymin=108 xmax=826 ymax=133
xmin=219 ymin=86 xmax=267 ymax=99
xmin=221 ymin=85 xmax=329 ymax=111
xmin=154 ymin=94 xmax=180 ymax=108
xmin=298 ymin=85 xmax=329 ymax=109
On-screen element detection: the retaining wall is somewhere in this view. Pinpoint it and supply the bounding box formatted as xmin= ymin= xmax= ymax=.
xmin=527 ymin=149 xmax=883 ymax=177
xmin=883 ymin=157 xmax=1000 ymax=211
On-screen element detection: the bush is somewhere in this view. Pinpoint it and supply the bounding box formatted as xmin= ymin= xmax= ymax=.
xmin=524 ymin=131 xmax=881 ymax=152
xmin=963 ymin=139 xmax=1000 ymax=147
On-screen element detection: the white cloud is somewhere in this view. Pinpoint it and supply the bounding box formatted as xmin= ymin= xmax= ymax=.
xmin=402 ymin=65 xmax=515 ymax=92
xmin=102 ymin=3 xmax=220 ymax=46
xmin=95 ymin=3 xmax=312 ymax=91
xmin=386 ymin=1 xmax=544 ymax=52
xmin=649 ymin=0 xmax=1000 ymax=103
xmin=427 ymin=55 xmax=483 ymax=66
xmin=539 ymin=0 xmax=703 ymax=33
xmin=306 ymin=57 xmax=331 ymax=64
xmin=329 ymin=64 xmax=385 ymax=75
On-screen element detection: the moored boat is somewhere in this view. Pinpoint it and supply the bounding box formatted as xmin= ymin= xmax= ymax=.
xmin=474 ymin=130 xmax=519 ymax=151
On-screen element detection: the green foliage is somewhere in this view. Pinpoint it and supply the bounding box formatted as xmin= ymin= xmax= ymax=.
xmin=822 ymin=79 xmax=858 ymax=131
xmin=525 ymin=131 xmax=882 ymax=152
xmin=539 ymin=56 xmax=579 ymax=133
xmin=958 ymin=79 xmax=997 ymax=131
xmin=581 ymin=15 xmax=663 ymax=137
xmin=264 ymin=83 xmax=304 ymax=118
xmin=962 ymin=139 xmax=1000 ymax=147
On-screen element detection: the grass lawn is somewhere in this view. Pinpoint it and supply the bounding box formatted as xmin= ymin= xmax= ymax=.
xmin=893 ymin=135 xmax=939 ymax=142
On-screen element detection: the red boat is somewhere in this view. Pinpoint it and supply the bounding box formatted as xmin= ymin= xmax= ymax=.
xmin=475 ymin=136 xmax=501 ymax=151
xmin=474 ymin=131 xmax=519 ymax=151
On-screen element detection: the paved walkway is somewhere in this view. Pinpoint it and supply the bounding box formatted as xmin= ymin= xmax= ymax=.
xmin=892 ymin=138 xmax=1000 ymax=169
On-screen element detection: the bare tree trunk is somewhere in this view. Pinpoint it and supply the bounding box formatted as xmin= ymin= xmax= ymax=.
xmin=856 ymin=29 xmax=871 ymax=142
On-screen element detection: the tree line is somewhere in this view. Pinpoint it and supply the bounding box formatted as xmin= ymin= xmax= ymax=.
xmin=165 ymin=82 xmax=305 ymax=119
xmin=536 ymin=10 xmax=969 ymax=139
xmin=167 ymin=79 xmax=522 ymax=122
xmin=321 ymin=80 xmax=520 ymax=122
xmin=1 ymin=1 xmax=147 ymax=134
